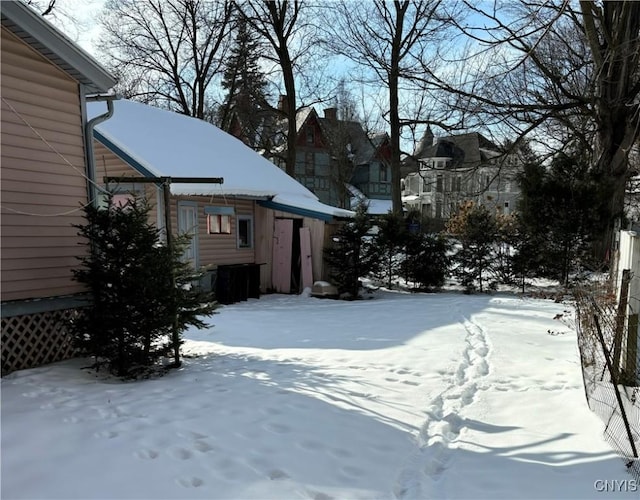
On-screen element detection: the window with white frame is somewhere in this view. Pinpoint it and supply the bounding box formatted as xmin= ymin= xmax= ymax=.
xmin=237 ymin=215 xmax=253 ymax=249
xmin=205 ymin=206 xmax=234 ymax=234
xmin=208 ymin=214 xmax=231 ymax=234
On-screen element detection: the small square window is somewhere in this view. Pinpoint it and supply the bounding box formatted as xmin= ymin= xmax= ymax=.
xmin=237 ymin=216 xmax=253 ymax=249
xmin=208 ymin=214 xmax=231 ymax=234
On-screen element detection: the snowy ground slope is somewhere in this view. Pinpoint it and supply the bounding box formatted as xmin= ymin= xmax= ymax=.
xmin=1 ymin=291 xmax=635 ymax=499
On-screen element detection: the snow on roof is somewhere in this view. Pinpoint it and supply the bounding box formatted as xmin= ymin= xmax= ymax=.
xmin=347 ymin=184 xmax=393 ymax=215
xmin=295 ymin=107 xmax=314 ymax=133
xmin=365 ymin=199 xmax=393 ymax=215
xmin=89 ymin=99 xmax=352 ymax=220
xmin=402 ymin=194 xmax=421 ymax=202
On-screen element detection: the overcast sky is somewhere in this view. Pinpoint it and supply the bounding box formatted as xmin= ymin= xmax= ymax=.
xmin=40 ymin=0 xmax=105 ymax=55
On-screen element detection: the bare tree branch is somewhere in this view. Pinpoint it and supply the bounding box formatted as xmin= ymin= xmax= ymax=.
xmin=98 ymin=0 xmax=234 ymax=119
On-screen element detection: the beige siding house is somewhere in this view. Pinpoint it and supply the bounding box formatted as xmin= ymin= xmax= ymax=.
xmin=1 ymin=2 xmax=117 ymax=375
xmin=89 ymin=99 xmax=352 ymax=302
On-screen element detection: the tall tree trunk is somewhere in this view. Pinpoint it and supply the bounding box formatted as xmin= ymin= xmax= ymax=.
xmin=281 ymin=56 xmax=297 ymax=177
xmin=581 ymin=0 xmax=640 ymax=263
xmin=389 ymin=1 xmax=405 ymax=214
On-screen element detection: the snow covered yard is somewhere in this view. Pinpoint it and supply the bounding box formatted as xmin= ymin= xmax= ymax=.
xmin=1 ymin=291 xmax=635 ymax=499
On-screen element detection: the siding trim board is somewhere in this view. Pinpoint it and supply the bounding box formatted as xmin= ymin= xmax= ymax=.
xmin=1 ymin=294 xmax=91 ymax=318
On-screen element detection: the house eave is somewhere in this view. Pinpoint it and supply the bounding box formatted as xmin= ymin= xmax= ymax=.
xmin=1 ymin=2 xmax=117 ymax=93
xmin=257 ymin=200 xmax=336 ymax=222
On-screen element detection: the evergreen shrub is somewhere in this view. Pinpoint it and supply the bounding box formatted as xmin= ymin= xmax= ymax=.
xmin=70 ymin=197 xmax=218 ymax=377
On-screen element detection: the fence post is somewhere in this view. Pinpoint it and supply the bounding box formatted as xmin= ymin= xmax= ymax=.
xmin=625 ymin=314 xmax=638 ymax=385
xmin=613 ymin=269 xmax=631 ymax=379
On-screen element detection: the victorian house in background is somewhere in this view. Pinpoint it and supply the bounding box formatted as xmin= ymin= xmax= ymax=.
xmin=227 ymin=96 xmax=393 ymax=213
xmin=402 ymin=127 xmax=522 ymax=221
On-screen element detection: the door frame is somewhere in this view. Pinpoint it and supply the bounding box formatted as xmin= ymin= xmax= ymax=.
xmin=177 ymin=200 xmax=199 ymax=269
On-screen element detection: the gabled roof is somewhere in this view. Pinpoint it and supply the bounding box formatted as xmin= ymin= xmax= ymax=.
xmin=1 ymin=1 xmax=116 ymax=94
xmin=272 ymin=106 xmax=386 ymax=167
xmin=295 ymin=107 xmax=315 ymax=133
xmin=317 ymin=117 xmax=375 ymax=166
xmin=265 ymin=106 xmax=314 ymax=155
xmin=370 ymin=132 xmax=389 ymax=150
xmin=88 ymin=99 xmax=353 ymax=221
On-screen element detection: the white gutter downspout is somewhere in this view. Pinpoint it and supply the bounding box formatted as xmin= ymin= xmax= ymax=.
xmin=82 ymin=90 xmax=117 ymax=207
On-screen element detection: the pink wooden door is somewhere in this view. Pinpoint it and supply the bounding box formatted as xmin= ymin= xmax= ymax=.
xmin=300 ymin=227 xmax=313 ymax=291
xmin=272 ymin=219 xmax=293 ymax=293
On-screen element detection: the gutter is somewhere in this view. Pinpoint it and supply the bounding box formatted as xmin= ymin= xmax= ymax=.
xmin=82 ymin=91 xmax=117 ymax=206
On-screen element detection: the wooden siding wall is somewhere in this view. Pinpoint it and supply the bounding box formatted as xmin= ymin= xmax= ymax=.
xmin=1 ymin=27 xmax=88 ymax=301
xmin=94 ymin=140 xmax=160 ymax=225
xmin=93 ymin=142 xmax=256 ymax=270
xmin=255 ymin=206 xmax=274 ymax=291
xmin=171 ymin=196 xmax=255 ymax=268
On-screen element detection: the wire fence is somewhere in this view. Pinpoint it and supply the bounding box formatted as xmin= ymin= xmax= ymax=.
xmin=574 ymin=273 xmax=639 ymax=481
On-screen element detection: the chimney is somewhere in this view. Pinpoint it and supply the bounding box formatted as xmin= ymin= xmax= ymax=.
xmin=324 ymin=107 xmax=337 ymax=120
xmin=278 ymin=94 xmax=289 ymax=115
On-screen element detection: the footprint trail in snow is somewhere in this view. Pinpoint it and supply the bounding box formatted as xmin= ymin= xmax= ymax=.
xmin=395 ymin=315 xmax=491 ymax=499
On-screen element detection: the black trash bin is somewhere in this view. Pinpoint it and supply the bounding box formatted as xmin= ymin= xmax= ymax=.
xmin=215 ymin=264 xmax=261 ymax=304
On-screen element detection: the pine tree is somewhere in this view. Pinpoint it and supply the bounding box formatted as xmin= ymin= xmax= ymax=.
xmin=396 ymin=209 xmax=452 ymax=290
xmin=403 ymin=231 xmax=451 ymax=291
xmin=447 ymin=201 xmax=499 ymax=293
xmin=371 ymin=210 xmax=407 ymax=289
xmin=323 ymin=203 xmax=374 ymax=298
xmin=517 ymin=153 xmax=606 ymax=286
xmin=218 ymin=15 xmax=270 ymax=148
xmin=70 ymin=197 xmax=218 ymax=378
